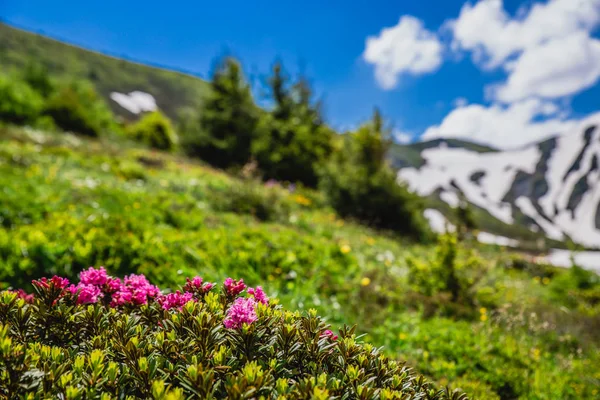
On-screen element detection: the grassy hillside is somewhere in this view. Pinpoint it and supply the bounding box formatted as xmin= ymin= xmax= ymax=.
xmin=1 ymin=124 xmax=598 ymax=399
xmin=0 ymin=23 xmax=209 ymax=120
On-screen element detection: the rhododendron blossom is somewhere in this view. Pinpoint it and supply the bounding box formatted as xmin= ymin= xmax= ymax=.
xmin=248 ymin=286 xmax=269 ymax=305
xmin=68 ymin=283 xmax=103 ymax=305
xmin=224 ymin=278 xmax=246 ymax=296
xmin=183 ymin=276 xmax=214 ymax=294
xmin=79 ymin=266 xmax=109 ymax=286
xmin=32 ymin=276 xmax=70 ymax=290
xmin=223 ymin=297 xmax=257 ymax=329
xmin=157 ymin=290 xmax=194 ymax=310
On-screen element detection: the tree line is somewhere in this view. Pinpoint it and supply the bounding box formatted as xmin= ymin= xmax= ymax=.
xmin=0 ymin=57 xmax=432 ymax=240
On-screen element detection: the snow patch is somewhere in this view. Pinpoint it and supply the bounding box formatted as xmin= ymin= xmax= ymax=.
xmin=424 ymin=209 xmax=455 ymax=233
xmin=110 ymin=91 xmax=157 ymax=114
xmin=514 ymin=197 xmax=564 ymax=240
xmin=543 ymin=249 xmax=600 ymax=274
xmin=477 ymin=232 xmax=519 ymax=247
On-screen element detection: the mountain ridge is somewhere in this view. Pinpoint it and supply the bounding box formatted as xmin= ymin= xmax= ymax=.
xmin=398 ymin=112 xmax=600 ymax=248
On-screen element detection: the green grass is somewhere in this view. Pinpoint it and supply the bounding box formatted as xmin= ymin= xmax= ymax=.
xmin=0 ymin=124 xmax=599 ymax=399
xmin=0 ymin=23 xmax=209 ymax=121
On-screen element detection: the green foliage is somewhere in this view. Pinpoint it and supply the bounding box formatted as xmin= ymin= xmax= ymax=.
xmin=44 ymin=80 xmax=116 ymax=137
xmin=0 ymin=72 xmax=44 ymax=125
xmin=1 ymin=108 xmax=600 ymax=400
xmin=0 ymin=282 xmax=462 ymax=399
xmin=127 ymin=111 xmax=178 ymax=151
xmin=182 ymin=57 xmax=259 ymax=168
xmin=209 ymin=180 xmax=291 ymax=222
xmin=455 ymin=196 xmax=477 ymax=241
xmin=252 ymin=62 xmax=333 ymax=187
xmin=0 ymin=23 xmax=210 ymax=121
xmin=320 ymin=110 xmax=432 ymax=240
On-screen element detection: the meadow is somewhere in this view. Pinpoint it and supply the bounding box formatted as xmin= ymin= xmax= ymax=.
xmin=1 ymin=125 xmax=599 ymax=399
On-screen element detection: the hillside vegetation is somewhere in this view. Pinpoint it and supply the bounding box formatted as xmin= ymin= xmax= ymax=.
xmin=0 ymin=23 xmax=209 ymax=120
xmin=1 ymin=25 xmax=599 ymax=399
xmin=1 ymin=125 xmax=599 ymax=398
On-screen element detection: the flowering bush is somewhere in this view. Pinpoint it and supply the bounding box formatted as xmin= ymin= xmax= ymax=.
xmin=0 ymin=268 xmax=467 ymax=399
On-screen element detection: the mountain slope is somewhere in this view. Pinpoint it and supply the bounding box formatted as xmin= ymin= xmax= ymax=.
xmin=398 ymin=113 xmax=600 ymax=248
xmin=0 ymin=23 xmax=209 ymax=120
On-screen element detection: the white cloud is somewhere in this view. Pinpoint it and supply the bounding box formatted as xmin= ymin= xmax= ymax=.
xmin=448 ymin=0 xmax=600 ymax=102
xmin=394 ymin=130 xmax=413 ymax=144
xmin=421 ymin=99 xmax=579 ymax=149
xmin=363 ymin=16 xmax=443 ymax=89
xmin=450 ymin=0 xmax=600 ymax=69
xmin=491 ymin=33 xmax=600 ymax=102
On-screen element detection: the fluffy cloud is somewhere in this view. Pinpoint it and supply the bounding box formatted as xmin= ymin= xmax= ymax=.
xmin=363 ymin=16 xmax=443 ymax=89
xmin=393 ymin=130 xmax=413 ymax=144
xmin=421 ymin=99 xmax=579 ymax=149
xmin=491 ymin=32 xmax=600 ymax=101
xmin=450 ymin=0 xmax=600 ymax=69
xmin=449 ymin=0 xmax=600 ymax=102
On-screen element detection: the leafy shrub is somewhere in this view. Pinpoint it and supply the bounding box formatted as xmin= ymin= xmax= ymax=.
xmin=406 ymin=235 xmax=488 ymax=318
xmin=209 ymin=180 xmax=290 ymax=222
xmin=0 ymin=73 xmax=44 ymax=125
xmin=320 ymin=111 xmax=431 ymax=241
xmin=44 ymin=80 xmax=115 ymax=137
xmin=128 ymin=111 xmax=178 ymax=151
xmin=0 ymin=269 xmax=466 ymax=399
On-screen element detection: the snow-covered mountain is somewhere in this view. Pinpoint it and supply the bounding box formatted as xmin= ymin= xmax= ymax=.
xmin=396 ymin=113 xmax=600 ymax=248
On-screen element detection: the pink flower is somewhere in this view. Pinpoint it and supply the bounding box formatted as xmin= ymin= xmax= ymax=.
xmin=224 ymin=278 xmax=246 ymax=296
xmin=110 ymin=289 xmax=133 ymax=307
xmin=11 ymin=289 xmax=34 ymax=303
xmin=110 ymin=274 xmax=160 ymax=307
xmin=157 ymin=291 xmax=194 ymax=310
xmin=68 ymin=283 xmax=103 ymax=305
xmin=183 ymin=276 xmax=204 ymax=291
xmin=223 ymin=297 xmax=257 ymax=329
xmin=105 ymin=277 xmax=122 ymax=294
xmin=202 ymin=282 xmax=215 ymax=292
xmin=247 ymin=286 xmax=269 ymax=305
xmin=32 ymin=276 xmax=70 ymax=290
xmin=79 ymin=267 xmax=109 ymax=286
xmin=321 ymin=329 xmax=338 ymax=341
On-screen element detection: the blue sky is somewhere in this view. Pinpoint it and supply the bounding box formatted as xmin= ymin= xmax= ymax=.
xmin=3 ymin=0 xmax=600 ymax=148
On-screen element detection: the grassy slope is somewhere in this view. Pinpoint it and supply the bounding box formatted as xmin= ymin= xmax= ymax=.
xmin=0 ymin=23 xmax=209 ymax=121
xmin=0 ymin=125 xmax=598 ymax=399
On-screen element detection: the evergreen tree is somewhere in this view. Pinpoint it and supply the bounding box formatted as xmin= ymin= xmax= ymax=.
xmin=183 ymin=57 xmax=259 ymax=168
xmin=252 ymin=61 xmax=333 ymax=187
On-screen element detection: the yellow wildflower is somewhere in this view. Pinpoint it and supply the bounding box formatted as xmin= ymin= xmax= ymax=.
xmin=360 ymin=277 xmax=371 ymax=286
xmin=398 ymin=333 xmax=408 ymax=340
xmin=340 ymin=245 xmax=351 ymax=254
xmin=480 ymin=314 xmax=488 ymax=322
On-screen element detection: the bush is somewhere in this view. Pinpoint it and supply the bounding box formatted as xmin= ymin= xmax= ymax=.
xmin=209 ymin=180 xmax=290 ymax=222
xmin=0 ymin=268 xmax=465 ymax=399
xmin=320 ymin=111 xmax=431 ymax=241
xmin=0 ymin=73 xmax=44 ymax=125
xmin=128 ymin=111 xmax=178 ymax=151
xmin=44 ymin=80 xmax=115 ymax=137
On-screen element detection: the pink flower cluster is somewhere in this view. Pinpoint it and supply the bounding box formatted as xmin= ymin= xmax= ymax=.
xmin=25 ymin=270 xmax=273 ymax=329
xmin=223 ymin=297 xmax=258 ymax=329
xmin=9 ymin=289 xmax=34 ymax=303
xmin=157 ymin=290 xmax=193 ymax=310
xmin=68 ymin=283 xmax=103 ymax=305
xmin=224 ymin=278 xmax=246 ymax=296
xmin=32 ymin=276 xmax=70 ymax=290
xmin=247 ymin=286 xmax=269 ymax=305
xmin=183 ymin=276 xmax=214 ymax=294
xmin=111 ymin=273 xmax=160 ymax=306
